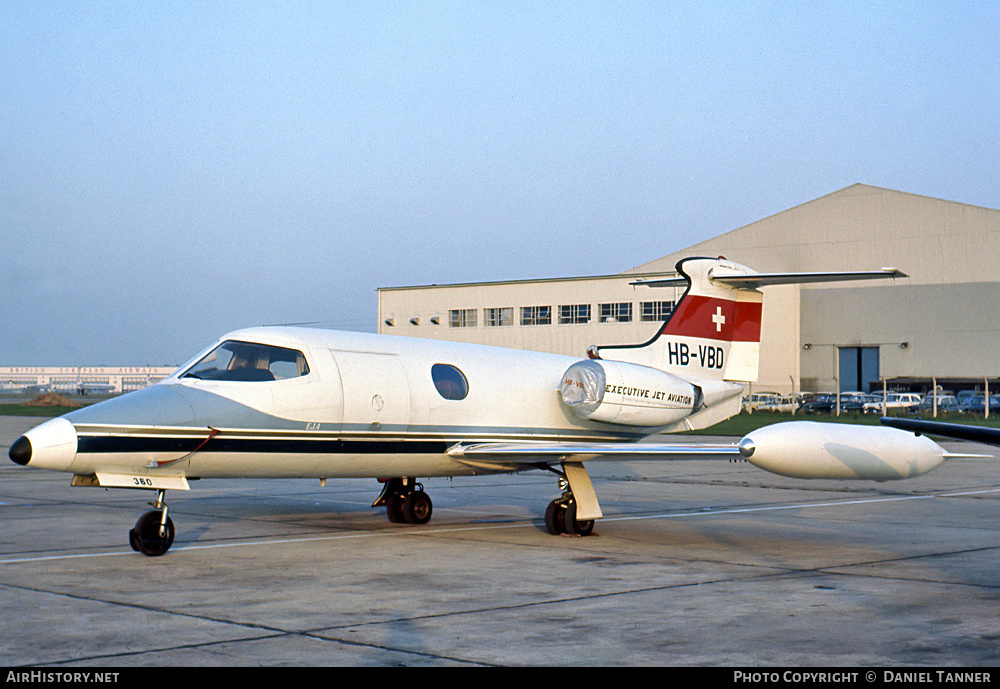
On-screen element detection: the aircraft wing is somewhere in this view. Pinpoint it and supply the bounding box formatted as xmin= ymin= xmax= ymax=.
xmin=880 ymin=416 xmax=1000 ymax=446
xmin=447 ymin=440 xmax=742 ymax=466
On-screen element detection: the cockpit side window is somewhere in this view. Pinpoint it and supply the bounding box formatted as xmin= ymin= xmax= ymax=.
xmin=431 ymin=363 xmax=469 ymax=400
xmin=182 ymin=341 xmax=310 ymax=382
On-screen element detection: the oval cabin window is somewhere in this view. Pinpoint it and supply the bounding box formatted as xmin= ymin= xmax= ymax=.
xmin=431 ymin=364 xmax=469 ymax=401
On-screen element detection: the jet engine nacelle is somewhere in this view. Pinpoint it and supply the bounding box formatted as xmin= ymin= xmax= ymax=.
xmin=560 ymin=359 xmax=700 ymax=427
xmin=740 ymin=421 xmax=949 ymax=481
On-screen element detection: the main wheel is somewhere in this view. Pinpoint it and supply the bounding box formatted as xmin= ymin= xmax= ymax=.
xmin=545 ymin=500 xmax=566 ymax=535
xmin=403 ymin=490 xmax=433 ymax=524
xmin=129 ymin=510 xmax=175 ymax=557
xmin=386 ymin=492 xmax=407 ymax=523
xmin=561 ymin=500 xmax=595 ymax=537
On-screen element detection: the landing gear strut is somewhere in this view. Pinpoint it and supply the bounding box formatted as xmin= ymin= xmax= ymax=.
xmin=129 ymin=489 xmax=175 ymax=556
xmin=544 ymin=477 xmax=595 ymax=536
xmin=374 ymin=477 xmax=433 ymax=525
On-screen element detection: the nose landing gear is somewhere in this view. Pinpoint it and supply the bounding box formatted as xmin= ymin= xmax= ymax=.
xmin=129 ymin=489 xmax=175 ymax=556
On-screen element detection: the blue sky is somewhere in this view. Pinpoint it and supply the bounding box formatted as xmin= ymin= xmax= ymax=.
xmin=3 ymin=1 xmax=998 ymax=365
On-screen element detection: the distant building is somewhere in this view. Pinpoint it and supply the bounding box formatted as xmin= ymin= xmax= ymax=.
xmin=377 ymin=184 xmax=1000 ymax=397
xmin=0 ymin=366 xmax=177 ymax=395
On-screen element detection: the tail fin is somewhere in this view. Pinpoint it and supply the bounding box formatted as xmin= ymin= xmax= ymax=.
xmin=592 ymin=257 xmax=762 ymax=381
xmin=591 ymin=257 xmax=906 ymax=383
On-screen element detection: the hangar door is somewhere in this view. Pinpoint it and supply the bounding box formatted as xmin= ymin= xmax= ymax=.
xmin=839 ymin=347 xmax=879 ymax=393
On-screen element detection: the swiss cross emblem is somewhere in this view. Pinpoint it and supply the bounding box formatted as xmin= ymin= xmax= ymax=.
xmin=712 ymin=306 xmax=726 ymax=332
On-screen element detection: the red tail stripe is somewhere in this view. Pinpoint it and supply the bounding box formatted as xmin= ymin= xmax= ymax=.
xmin=661 ymin=295 xmax=762 ymax=343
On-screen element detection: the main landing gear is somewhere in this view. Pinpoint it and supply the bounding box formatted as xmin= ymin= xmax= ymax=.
xmin=374 ymin=477 xmax=433 ymax=525
xmin=129 ymin=489 xmax=175 ymax=557
xmin=544 ymin=477 xmax=595 ymax=537
xmin=542 ymin=462 xmax=602 ymax=537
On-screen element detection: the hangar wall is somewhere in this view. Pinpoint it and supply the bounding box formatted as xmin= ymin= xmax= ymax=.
xmin=0 ymin=366 xmax=176 ymax=394
xmin=630 ymin=183 xmax=998 ymax=284
xmin=377 ymin=273 xmax=688 ymax=360
xmin=377 ymin=184 xmax=1000 ymax=397
xmin=631 ymin=184 xmax=1000 ymax=394
xmin=800 ymin=282 xmax=1000 ymax=391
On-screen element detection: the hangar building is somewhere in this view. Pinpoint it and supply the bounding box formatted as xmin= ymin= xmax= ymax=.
xmin=0 ymin=366 xmax=176 ymax=395
xmin=377 ymin=184 xmax=1000 ymax=398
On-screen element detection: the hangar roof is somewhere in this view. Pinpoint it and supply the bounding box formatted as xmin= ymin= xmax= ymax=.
xmin=625 ymin=183 xmax=1000 ymax=286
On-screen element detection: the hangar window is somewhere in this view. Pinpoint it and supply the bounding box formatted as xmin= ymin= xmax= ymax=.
xmin=431 ymin=364 xmax=469 ymax=400
xmin=559 ymin=304 xmax=591 ymax=324
xmin=449 ymin=309 xmax=477 ymax=328
xmin=181 ymin=341 xmax=310 ymax=382
xmin=599 ymin=303 xmax=632 ymax=323
xmin=640 ymin=301 xmax=675 ymax=322
xmin=521 ymin=305 xmax=551 ymax=326
xmin=484 ymin=307 xmax=513 ymax=327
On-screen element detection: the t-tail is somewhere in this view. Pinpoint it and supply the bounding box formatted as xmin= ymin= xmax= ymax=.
xmin=592 ymin=257 xmax=764 ymax=382
xmin=568 ymin=257 xmax=906 ymax=431
xmin=593 ymin=256 xmax=906 ymax=382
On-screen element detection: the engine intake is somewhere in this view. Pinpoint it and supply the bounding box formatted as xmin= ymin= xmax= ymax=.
xmin=560 ymin=359 xmax=701 ymax=427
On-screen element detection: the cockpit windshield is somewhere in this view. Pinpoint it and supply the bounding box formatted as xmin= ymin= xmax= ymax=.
xmin=181 ymin=340 xmax=310 ymax=382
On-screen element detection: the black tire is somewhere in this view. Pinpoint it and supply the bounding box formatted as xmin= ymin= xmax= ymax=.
xmin=561 ymin=500 xmax=595 ymax=537
xmin=129 ymin=510 xmax=175 ymax=556
xmin=544 ymin=500 xmax=565 ymax=535
xmin=129 ymin=528 xmax=142 ymax=552
xmin=386 ymin=492 xmax=407 ymax=523
xmin=403 ymin=491 xmax=433 ymax=525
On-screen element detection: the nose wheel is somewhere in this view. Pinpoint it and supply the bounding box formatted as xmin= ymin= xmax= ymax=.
xmin=129 ymin=490 xmax=175 ymax=556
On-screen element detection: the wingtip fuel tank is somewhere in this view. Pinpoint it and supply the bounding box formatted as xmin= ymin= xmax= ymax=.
xmin=740 ymin=421 xmax=949 ymax=481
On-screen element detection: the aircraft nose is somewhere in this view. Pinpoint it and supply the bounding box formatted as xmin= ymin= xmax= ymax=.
xmin=9 ymin=436 xmax=31 ymax=465
xmin=9 ymin=417 xmax=78 ymax=472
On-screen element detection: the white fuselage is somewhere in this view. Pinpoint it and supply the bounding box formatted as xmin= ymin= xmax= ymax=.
xmin=37 ymin=327 xmax=704 ymax=481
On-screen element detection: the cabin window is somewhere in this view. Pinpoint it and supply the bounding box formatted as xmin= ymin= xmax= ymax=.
xmin=431 ymin=363 xmax=469 ymax=401
xmin=182 ymin=341 xmax=310 ymax=382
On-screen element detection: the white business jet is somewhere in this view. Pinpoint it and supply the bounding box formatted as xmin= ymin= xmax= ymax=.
xmin=9 ymin=257 xmax=959 ymax=556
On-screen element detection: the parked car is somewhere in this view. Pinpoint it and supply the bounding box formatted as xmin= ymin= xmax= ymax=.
xmin=960 ymin=394 xmax=1000 ymax=415
xmin=757 ymin=395 xmax=801 ymax=413
xmin=743 ymin=392 xmax=781 ymax=411
xmin=863 ymin=392 xmax=921 ymax=414
xmin=959 ymin=394 xmax=984 ymax=414
xmin=908 ymin=394 xmax=960 ymax=414
xmin=957 ymin=390 xmax=982 ymax=406
xmin=799 ymin=393 xmax=837 ymax=414
xmin=841 ymin=394 xmax=882 ymax=414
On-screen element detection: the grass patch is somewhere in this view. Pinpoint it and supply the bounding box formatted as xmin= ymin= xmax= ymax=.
xmin=681 ymin=411 xmax=879 ymax=436
xmin=0 ymin=404 xmax=89 ymax=417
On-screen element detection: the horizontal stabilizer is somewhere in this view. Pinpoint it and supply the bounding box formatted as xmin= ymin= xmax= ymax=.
xmin=631 ymin=267 xmax=907 ymax=289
